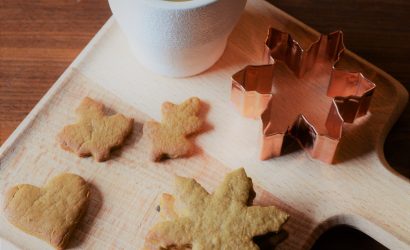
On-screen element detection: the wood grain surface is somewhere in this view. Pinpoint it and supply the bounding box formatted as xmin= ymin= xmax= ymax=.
xmin=0 ymin=0 xmax=409 ymax=249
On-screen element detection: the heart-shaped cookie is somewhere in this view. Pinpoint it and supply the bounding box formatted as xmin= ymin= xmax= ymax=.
xmin=3 ymin=173 xmax=90 ymax=249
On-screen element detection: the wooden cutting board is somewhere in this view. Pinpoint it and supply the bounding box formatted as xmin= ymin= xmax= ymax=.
xmin=0 ymin=0 xmax=409 ymax=249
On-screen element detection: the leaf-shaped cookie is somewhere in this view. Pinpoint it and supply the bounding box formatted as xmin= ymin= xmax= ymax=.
xmin=3 ymin=173 xmax=89 ymax=249
xmin=143 ymin=97 xmax=202 ymax=161
xmin=58 ymin=97 xmax=134 ymax=162
xmin=144 ymin=168 xmax=289 ymax=249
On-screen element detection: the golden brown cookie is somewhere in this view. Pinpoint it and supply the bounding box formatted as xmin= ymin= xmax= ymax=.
xmin=58 ymin=97 xmax=134 ymax=162
xmin=144 ymin=168 xmax=289 ymax=250
xmin=3 ymin=173 xmax=90 ymax=249
xmin=143 ymin=97 xmax=202 ymax=161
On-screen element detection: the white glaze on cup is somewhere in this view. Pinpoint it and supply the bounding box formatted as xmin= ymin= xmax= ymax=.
xmin=109 ymin=0 xmax=247 ymax=77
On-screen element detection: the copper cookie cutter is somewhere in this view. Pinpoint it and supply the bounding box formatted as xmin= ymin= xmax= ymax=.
xmin=231 ymin=28 xmax=376 ymax=163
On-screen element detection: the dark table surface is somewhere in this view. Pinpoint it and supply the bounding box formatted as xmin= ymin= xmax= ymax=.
xmin=1 ymin=0 xmax=408 ymax=249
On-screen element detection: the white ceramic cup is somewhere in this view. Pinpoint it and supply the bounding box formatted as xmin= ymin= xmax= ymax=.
xmin=108 ymin=0 xmax=247 ymax=77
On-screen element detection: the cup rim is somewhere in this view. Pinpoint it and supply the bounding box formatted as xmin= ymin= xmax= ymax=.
xmin=139 ymin=0 xmax=217 ymax=10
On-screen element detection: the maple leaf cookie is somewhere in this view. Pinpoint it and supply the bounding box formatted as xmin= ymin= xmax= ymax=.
xmin=144 ymin=168 xmax=289 ymax=250
xmin=58 ymin=97 xmax=134 ymax=162
xmin=143 ymin=97 xmax=202 ymax=161
xmin=3 ymin=173 xmax=90 ymax=249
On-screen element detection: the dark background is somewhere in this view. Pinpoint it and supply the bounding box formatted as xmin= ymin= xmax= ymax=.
xmin=1 ymin=0 xmax=409 ymax=249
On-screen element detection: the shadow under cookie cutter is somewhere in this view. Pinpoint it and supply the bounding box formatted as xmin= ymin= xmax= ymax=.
xmin=231 ymin=28 xmax=376 ymax=164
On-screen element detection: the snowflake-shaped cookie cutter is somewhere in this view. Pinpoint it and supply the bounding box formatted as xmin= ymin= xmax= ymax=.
xmin=231 ymin=28 xmax=376 ymax=163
